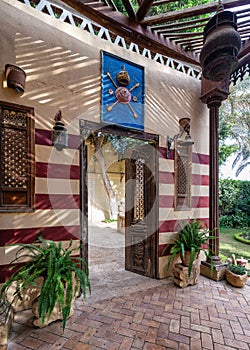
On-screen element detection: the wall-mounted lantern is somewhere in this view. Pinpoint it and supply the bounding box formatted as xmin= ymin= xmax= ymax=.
xmin=167 ymin=118 xmax=194 ymax=158
xmin=5 ymin=64 xmax=26 ymax=93
xmin=200 ymin=1 xmax=241 ymax=82
xmin=51 ymin=110 xmax=68 ymax=151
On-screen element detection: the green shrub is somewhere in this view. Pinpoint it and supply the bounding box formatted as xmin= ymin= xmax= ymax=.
xmin=219 ymin=213 xmax=248 ymax=228
xmin=234 ymin=231 xmax=250 ymax=245
xmin=228 ymin=263 xmax=247 ymax=275
xmin=219 ymin=179 xmax=250 ymax=228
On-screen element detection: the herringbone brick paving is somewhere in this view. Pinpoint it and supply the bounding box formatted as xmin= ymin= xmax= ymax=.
xmin=6 ymin=276 xmax=250 ymax=350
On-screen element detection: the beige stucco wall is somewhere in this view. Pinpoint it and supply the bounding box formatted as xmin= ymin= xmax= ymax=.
xmin=0 ymin=0 xmax=209 ymax=144
xmin=0 ymin=0 xmax=210 ymax=278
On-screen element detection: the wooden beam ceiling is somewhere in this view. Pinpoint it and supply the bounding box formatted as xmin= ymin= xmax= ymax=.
xmin=142 ymin=0 xmax=250 ymax=25
xmin=59 ymin=0 xmax=250 ymax=68
xmin=60 ymin=0 xmax=200 ymax=65
xmin=136 ymin=0 xmax=154 ymax=21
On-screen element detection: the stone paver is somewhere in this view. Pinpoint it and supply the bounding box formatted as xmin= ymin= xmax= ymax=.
xmin=5 ymin=223 xmax=250 ymax=349
xmin=6 ymin=275 xmax=250 ymax=350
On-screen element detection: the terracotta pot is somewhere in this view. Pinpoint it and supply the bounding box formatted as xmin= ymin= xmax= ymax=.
xmin=226 ymin=269 xmax=248 ymax=288
xmin=180 ymin=251 xmax=198 ymax=267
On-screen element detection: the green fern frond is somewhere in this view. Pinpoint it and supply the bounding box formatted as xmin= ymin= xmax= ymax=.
xmin=0 ymin=234 xmax=91 ymax=330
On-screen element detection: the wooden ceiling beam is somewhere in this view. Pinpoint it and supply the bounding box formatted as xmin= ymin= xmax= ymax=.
xmin=236 ymin=8 xmax=250 ymax=16
xmin=163 ymin=31 xmax=203 ymax=39
xmin=188 ymin=42 xmax=203 ymax=49
xmin=238 ymin=38 xmax=250 ymax=59
xmin=238 ymin=28 xmax=250 ymax=35
xmin=174 ymin=37 xmax=203 ymax=45
xmin=142 ymin=0 xmax=250 ymax=26
xmin=157 ymin=22 xmax=206 ymax=34
xmin=120 ymin=0 xmax=137 ymax=19
xmin=151 ymin=0 xmax=178 ymax=6
xmin=60 ymin=0 xmax=200 ymax=65
xmin=238 ymin=21 xmax=250 ymax=29
xmin=136 ymin=0 xmax=154 ymax=22
xmin=151 ymin=17 xmax=208 ymax=31
xmin=103 ymin=0 xmax=118 ymax=11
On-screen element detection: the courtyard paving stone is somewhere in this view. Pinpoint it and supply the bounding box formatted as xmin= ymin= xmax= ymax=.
xmin=6 ymin=275 xmax=250 ymax=350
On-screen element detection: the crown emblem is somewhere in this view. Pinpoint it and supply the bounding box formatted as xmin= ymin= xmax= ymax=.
xmin=116 ymin=66 xmax=130 ymax=86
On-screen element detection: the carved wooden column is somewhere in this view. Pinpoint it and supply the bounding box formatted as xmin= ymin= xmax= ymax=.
xmin=200 ymin=78 xmax=229 ymax=257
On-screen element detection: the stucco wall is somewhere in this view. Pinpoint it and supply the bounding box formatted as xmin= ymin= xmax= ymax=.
xmin=0 ymin=0 xmax=210 ymax=280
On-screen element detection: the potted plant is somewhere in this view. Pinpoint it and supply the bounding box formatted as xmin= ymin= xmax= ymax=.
xmin=0 ymin=235 xmax=90 ymax=330
xmin=163 ymin=219 xmax=214 ymax=277
xmin=226 ymin=262 xmax=248 ymax=288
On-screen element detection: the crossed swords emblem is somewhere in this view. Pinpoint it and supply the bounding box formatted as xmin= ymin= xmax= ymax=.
xmin=106 ymin=68 xmax=140 ymax=119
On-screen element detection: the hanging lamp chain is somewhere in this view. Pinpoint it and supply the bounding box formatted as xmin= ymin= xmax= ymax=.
xmin=217 ymin=0 xmax=224 ymax=13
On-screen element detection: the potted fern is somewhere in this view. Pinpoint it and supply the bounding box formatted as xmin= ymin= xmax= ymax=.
xmin=0 ymin=235 xmax=90 ymax=330
xmin=163 ymin=219 xmax=214 ymax=277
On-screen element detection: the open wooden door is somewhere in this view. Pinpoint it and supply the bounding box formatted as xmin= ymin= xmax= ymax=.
xmin=125 ymin=142 xmax=157 ymax=278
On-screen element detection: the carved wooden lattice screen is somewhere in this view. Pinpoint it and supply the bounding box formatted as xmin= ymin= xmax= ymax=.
xmin=134 ymin=158 xmax=145 ymax=222
xmin=0 ymin=101 xmax=35 ymax=212
xmin=174 ymin=140 xmax=192 ymax=210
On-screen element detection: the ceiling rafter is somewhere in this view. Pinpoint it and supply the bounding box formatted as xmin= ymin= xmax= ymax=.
xmin=156 ymin=22 xmax=207 ymax=34
xmin=164 ymin=32 xmax=204 ymax=39
xmin=58 ymin=0 xmax=250 ymax=70
xmin=175 ymin=37 xmax=203 ymax=45
xmin=60 ymin=0 xmax=200 ymax=65
xmin=120 ymin=0 xmax=137 ymax=19
xmin=136 ymin=0 xmax=155 ymax=21
xmin=151 ymin=0 xmax=178 ymax=6
xmin=142 ymin=0 xmax=250 ymax=25
xmin=151 ymin=17 xmax=208 ymax=32
xmin=238 ymin=38 xmax=250 ymax=58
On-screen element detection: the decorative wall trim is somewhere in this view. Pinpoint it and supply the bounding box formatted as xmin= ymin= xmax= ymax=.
xmin=36 ymin=162 xmax=80 ymax=179
xmin=159 ymin=196 xmax=209 ymax=209
xmin=159 ymin=218 xmax=209 ymax=235
xmin=18 ymin=0 xmax=202 ymax=80
xmin=159 ymin=146 xmax=210 ymax=165
xmin=35 ymin=194 xmax=80 ymax=209
xmin=35 ymin=129 xmax=80 ymax=149
xmin=0 ymin=226 xmax=80 ymax=246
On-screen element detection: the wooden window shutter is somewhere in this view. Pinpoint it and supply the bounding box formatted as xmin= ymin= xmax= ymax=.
xmin=174 ymin=140 xmax=192 ymax=210
xmin=0 ymin=101 xmax=35 ymax=212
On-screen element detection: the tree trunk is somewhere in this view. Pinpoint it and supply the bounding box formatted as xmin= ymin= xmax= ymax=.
xmin=93 ymin=134 xmax=117 ymax=219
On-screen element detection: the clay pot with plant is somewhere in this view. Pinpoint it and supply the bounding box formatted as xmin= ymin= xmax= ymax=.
xmin=226 ymin=262 xmax=248 ymax=288
xmin=0 ymin=234 xmax=91 ymax=330
xmin=163 ymin=219 xmax=214 ymax=277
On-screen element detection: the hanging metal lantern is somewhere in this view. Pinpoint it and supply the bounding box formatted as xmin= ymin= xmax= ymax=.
xmin=5 ymin=64 xmax=26 ymax=93
xmin=200 ymin=4 xmax=241 ymax=82
xmin=51 ymin=110 xmax=68 ymax=151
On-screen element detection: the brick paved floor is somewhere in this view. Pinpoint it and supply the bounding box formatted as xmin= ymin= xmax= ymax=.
xmin=6 ymin=275 xmax=250 ymax=350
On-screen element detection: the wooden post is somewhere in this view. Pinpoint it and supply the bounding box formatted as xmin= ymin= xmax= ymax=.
xmin=200 ymin=77 xmax=229 ymax=257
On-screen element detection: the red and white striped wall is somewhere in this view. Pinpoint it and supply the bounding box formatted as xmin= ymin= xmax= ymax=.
xmin=158 ymin=146 xmax=209 ymax=278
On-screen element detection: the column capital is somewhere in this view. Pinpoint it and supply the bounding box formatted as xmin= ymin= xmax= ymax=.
xmin=200 ymin=77 xmax=229 ymax=106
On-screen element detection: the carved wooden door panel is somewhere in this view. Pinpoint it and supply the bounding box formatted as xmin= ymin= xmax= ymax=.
xmin=125 ymin=142 xmax=157 ymax=278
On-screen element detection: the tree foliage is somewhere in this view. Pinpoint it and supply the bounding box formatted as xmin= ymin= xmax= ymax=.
xmin=113 ymin=0 xmax=211 ymax=20
xmin=219 ymin=179 xmax=250 ymax=228
xmin=219 ymin=76 xmax=250 ymax=176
